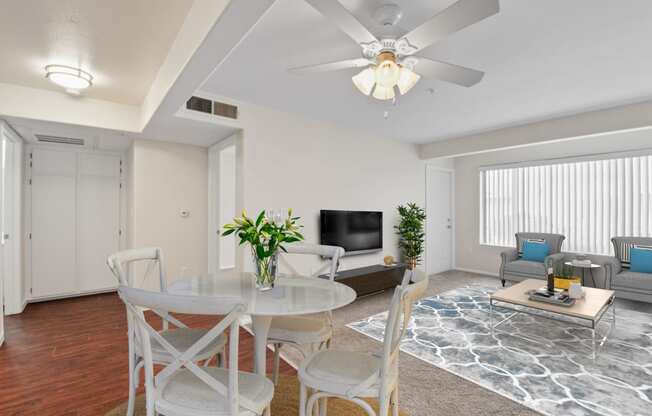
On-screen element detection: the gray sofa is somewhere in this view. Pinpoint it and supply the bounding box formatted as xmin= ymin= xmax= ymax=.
xmin=499 ymin=233 xmax=565 ymax=287
xmin=608 ymin=237 xmax=652 ymax=302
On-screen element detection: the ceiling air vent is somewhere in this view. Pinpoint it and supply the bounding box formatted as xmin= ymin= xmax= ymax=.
xmin=35 ymin=134 xmax=85 ymax=146
xmin=186 ymin=96 xmax=238 ymax=120
xmin=213 ymin=102 xmax=238 ymax=119
xmin=186 ymin=96 xmax=212 ymax=114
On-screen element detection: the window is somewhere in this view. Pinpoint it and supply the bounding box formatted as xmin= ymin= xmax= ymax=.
xmin=480 ymin=154 xmax=652 ymax=254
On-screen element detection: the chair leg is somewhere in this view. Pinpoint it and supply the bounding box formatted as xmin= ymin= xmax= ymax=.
xmin=501 ymin=279 xmax=506 ymax=287
xmin=379 ymin=391 xmax=391 ymax=416
xmin=319 ymin=397 xmax=328 ymax=416
xmin=300 ymin=382 xmax=308 ymax=416
xmin=272 ymin=343 xmax=282 ymax=385
xmin=145 ymin=389 xmax=155 ymax=416
xmin=127 ymin=358 xmax=137 ymax=416
xmin=307 ymin=392 xmax=322 ymax=416
xmin=391 ymin=388 xmax=399 ymax=416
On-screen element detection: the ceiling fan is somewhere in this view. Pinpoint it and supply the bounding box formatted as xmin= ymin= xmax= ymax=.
xmin=289 ymin=0 xmax=499 ymax=101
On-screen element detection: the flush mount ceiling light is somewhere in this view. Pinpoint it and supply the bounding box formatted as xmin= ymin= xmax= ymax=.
xmin=289 ymin=0 xmax=499 ymax=101
xmin=44 ymin=65 xmax=93 ymax=91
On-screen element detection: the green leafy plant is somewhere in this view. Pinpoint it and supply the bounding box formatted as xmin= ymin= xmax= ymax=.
xmin=222 ymin=209 xmax=304 ymax=287
xmin=394 ymin=203 xmax=426 ymax=269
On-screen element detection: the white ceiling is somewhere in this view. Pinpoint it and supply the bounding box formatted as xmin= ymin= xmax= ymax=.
xmin=4 ymin=110 xmax=239 ymax=151
xmin=5 ymin=116 xmax=134 ymax=152
xmin=0 ymin=0 xmax=192 ymax=105
xmin=201 ymin=0 xmax=652 ymax=143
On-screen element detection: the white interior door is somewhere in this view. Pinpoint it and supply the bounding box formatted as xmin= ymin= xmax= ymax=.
xmin=0 ymin=136 xmax=10 ymax=344
xmin=77 ymin=154 xmax=120 ymax=292
xmin=218 ymin=146 xmax=236 ymax=270
xmin=427 ymin=167 xmax=453 ymax=275
xmin=31 ymin=149 xmax=77 ymax=297
xmin=208 ymin=139 xmax=237 ymax=274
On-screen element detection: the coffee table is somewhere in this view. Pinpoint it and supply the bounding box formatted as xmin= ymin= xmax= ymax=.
xmin=489 ymin=279 xmax=616 ymax=359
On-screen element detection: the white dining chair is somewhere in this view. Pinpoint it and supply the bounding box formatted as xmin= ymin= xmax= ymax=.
xmin=297 ymin=269 xmax=428 ymax=416
xmin=117 ymin=285 xmax=275 ymax=416
xmin=107 ymin=248 xmax=227 ymax=416
xmin=268 ymin=243 xmax=345 ymax=384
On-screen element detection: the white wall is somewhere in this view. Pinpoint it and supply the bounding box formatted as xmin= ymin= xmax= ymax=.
xmin=453 ymin=128 xmax=652 ymax=275
xmin=235 ymin=101 xmax=427 ymax=275
xmin=128 ymin=139 xmax=208 ymax=289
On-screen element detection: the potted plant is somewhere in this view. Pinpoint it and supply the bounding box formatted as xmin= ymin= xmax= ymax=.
xmin=222 ymin=209 xmax=304 ymax=290
xmin=394 ymin=203 xmax=426 ymax=270
xmin=553 ymin=261 xmax=581 ymax=289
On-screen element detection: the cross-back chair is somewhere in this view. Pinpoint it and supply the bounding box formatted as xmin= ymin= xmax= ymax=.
xmin=117 ymin=285 xmax=274 ymax=416
xmin=298 ymin=269 xmax=428 ymax=416
xmin=268 ymin=243 xmax=345 ymax=384
xmin=107 ymin=248 xmax=227 ymax=416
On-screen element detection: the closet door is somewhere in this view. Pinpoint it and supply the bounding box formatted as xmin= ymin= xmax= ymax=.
xmin=77 ymin=154 xmax=120 ymax=292
xmin=31 ymin=149 xmax=77 ymax=297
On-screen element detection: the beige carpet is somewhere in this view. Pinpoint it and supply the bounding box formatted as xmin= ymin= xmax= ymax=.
xmin=105 ymin=374 xmax=408 ymax=416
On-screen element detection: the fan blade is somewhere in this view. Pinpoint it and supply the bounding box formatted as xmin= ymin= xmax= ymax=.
xmin=415 ymin=57 xmax=484 ymax=87
xmin=305 ymin=0 xmax=378 ymax=46
xmin=289 ymin=58 xmax=371 ymax=74
xmin=399 ymin=0 xmax=499 ymax=54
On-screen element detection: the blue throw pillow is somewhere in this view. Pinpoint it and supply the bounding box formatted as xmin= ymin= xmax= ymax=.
xmin=630 ymin=246 xmax=652 ymax=274
xmin=521 ymin=240 xmax=550 ymax=263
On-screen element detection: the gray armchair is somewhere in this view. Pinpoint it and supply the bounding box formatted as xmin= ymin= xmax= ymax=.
xmin=609 ymin=237 xmax=652 ymax=302
xmin=500 ymin=233 xmax=565 ymax=286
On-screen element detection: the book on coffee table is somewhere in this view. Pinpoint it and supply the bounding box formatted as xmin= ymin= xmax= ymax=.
xmin=528 ymin=287 xmax=575 ymax=306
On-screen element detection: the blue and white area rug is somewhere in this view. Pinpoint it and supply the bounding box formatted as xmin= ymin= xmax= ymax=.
xmin=347 ymin=286 xmax=652 ymax=416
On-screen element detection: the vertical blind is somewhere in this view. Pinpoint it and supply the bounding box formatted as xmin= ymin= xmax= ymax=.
xmin=480 ymin=154 xmax=652 ymax=254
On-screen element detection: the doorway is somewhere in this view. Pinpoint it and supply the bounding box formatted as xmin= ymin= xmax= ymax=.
xmin=426 ymin=166 xmax=454 ymax=276
xmin=208 ymin=135 xmax=238 ymax=274
xmin=1 ymin=125 xmax=19 ymax=344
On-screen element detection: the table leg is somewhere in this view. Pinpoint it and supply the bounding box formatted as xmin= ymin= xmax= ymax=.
xmin=589 ymin=268 xmax=596 ymax=288
xmin=252 ymin=315 xmax=273 ymax=416
xmin=251 ymin=315 xmax=273 ymax=376
xmin=592 ymin=327 xmax=596 ymax=360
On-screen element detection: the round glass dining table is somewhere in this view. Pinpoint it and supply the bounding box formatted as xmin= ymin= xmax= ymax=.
xmin=167 ymin=271 xmax=357 ymax=377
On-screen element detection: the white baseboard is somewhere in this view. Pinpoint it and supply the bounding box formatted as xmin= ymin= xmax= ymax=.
xmin=4 ymin=298 xmax=27 ymax=316
xmin=26 ymin=287 xmax=117 ymax=304
xmin=454 ymin=267 xmax=500 ymax=278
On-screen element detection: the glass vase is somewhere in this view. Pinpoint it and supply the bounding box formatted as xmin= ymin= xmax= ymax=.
xmin=252 ymin=250 xmax=278 ymax=291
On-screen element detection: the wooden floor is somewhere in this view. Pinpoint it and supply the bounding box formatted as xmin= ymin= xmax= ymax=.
xmin=0 ymin=293 xmax=295 ymax=415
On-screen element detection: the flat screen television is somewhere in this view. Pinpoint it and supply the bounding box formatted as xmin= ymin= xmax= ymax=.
xmin=320 ymin=210 xmax=382 ymax=254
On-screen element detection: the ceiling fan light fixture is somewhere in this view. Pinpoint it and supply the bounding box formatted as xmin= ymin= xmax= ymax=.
xmin=372 ymin=84 xmax=395 ymax=101
xmin=352 ymin=67 xmax=376 ymax=96
xmin=374 ymin=52 xmax=400 ymax=88
xmin=45 ymin=65 xmax=93 ymax=90
xmin=396 ymin=66 xmax=420 ymax=95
